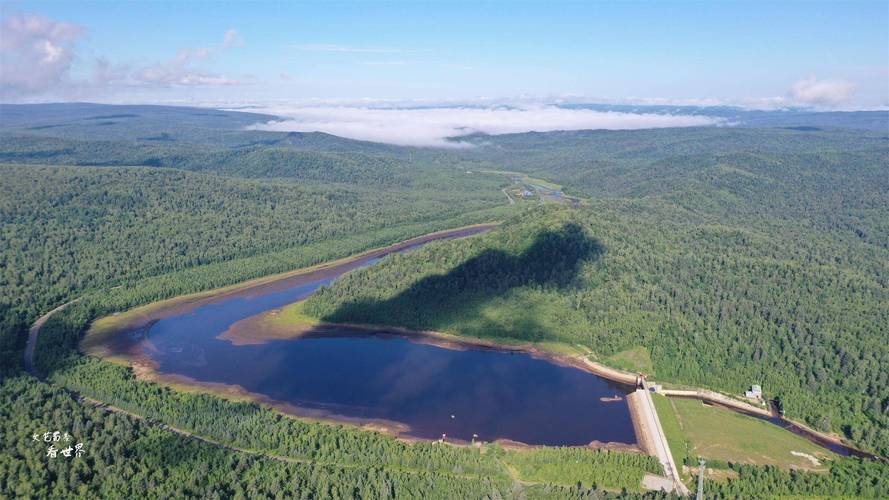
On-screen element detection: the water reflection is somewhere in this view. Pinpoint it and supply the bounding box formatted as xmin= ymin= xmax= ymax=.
xmin=137 ymin=227 xmax=636 ymax=445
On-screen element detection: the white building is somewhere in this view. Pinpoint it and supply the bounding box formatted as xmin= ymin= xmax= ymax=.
xmin=745 ymin=384 xmax=762 ymax=399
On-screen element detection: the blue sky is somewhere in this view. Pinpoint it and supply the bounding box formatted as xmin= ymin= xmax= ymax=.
xmin=1 ymin=1 xmax=887 ymax=108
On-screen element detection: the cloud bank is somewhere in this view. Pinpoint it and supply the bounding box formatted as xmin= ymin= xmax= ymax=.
xmin=789 ymin=76 xmax=855 ymax=107
xmin=247 ymin=105 xmax=722 ymax=147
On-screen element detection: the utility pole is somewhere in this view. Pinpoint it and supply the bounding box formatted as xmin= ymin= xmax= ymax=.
xmin=696 ymin=459 xmax=706 ymax=500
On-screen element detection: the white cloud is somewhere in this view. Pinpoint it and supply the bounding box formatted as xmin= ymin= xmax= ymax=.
xmin=245 ymin=105 xmax=722 ymax=147
xmin=789 ymin=76 xmax=854 ymax=107
xmin=0 ymin=17 xmax=244 ymax=99
xmin=134 ymin=48 xmax=240 ymax=86
xmin=130 ymin=30 xmax=244 ymax=87
xmin=0 ymin=13 xmax=83 ymax=97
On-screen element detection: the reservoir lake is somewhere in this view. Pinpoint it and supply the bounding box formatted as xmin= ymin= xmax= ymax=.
xmin=100 ymin=227 xmax=638 ymax=446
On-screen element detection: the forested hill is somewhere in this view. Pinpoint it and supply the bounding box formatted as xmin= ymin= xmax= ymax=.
xmin=0 ymin=103 xmax=275 ymax=142
xmin=0 ymin=103 xmax=405 ymax=153
xmin=455 ymin=126 xmax=888 ymax=198
xmin=0 ymin=106 xmax=419 ymax=185
xmin=0 ymin=134 xmax=426 ymax=185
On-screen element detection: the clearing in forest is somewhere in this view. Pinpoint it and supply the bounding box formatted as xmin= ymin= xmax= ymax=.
xmin=661 ymin=396 xmax=834 ymax=471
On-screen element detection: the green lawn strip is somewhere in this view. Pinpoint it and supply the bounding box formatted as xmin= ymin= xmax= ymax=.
xmin=669 ymin=397 xmax=834 ymax=471
xmin=605 ymin=346 xmax=654 ymax=375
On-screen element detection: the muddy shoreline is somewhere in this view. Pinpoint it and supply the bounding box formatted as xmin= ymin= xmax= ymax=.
xmin=626 ymin=391 xmax=654 ymax=457
xmin=82 ymin=223 xmax=498 ymax=358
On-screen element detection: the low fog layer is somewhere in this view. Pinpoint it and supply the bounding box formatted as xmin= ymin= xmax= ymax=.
xmin=245 ymin=105 xmax=722 ymax=147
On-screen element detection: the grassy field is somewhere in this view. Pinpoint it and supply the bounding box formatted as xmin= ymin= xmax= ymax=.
xmin=266 ymin=301 xmax=318 ymax=331
xmin=605 ymin=346 xmax=655 ymax=375
xmin=656 ymin=395 xmax=835 ymax=471
xmin=481 ymin=169 xmax=586 ymax=205
xmin=481 ymin=170 xmax=565 ymax=191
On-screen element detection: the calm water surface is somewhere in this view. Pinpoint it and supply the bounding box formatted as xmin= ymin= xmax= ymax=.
xmin=141 ymin=236 xmax=637 ymax=446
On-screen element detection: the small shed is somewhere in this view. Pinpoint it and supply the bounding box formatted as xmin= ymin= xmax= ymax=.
xmin=745 ymin=384 xmax=762 ymax=399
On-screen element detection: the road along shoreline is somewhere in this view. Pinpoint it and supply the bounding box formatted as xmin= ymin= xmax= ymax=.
xmin=24 ymin=298 xmax=79 ymax=375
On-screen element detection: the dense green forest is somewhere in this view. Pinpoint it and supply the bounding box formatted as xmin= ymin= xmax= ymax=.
xmin=704 ymin=460 xmax=889 ymax=498
xmin=2 ymin=104 xmax=888 ymax=496
xmin=0 ymin=163 xmax=509 ymax=376
xmin=4 ymin=374 xmax=884 ymax=499
xmin=0 ymin=134 xmax=432 ymax=185
xmin=4 ymin=376 xmax=668 ymax=499
xmin=455 ymin=126 xmax=888 ymax=199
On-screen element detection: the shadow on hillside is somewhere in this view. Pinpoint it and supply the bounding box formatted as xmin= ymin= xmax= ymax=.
xmin=319 ymin=223 xmax=602 ymax=336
